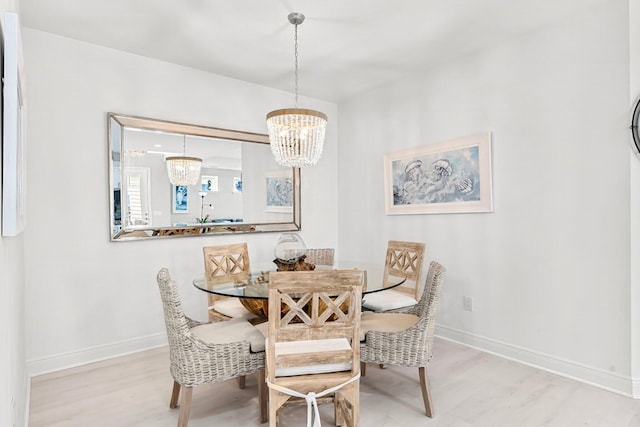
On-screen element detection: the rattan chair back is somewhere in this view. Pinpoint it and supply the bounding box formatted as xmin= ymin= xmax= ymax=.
xmin=304 ymin=248 xmax=335 ymax=268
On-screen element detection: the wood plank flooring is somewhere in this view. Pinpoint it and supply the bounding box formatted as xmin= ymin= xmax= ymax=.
xmin=29 ymin=338 xmax=640 ymax=426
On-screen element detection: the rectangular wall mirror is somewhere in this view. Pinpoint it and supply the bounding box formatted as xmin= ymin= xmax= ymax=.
xmin=108 ymin=113 xmax=301 ymax=241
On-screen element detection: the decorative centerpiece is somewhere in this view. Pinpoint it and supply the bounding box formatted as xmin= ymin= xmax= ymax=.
xmin=273 ymin=232 xmax=315 ymax=271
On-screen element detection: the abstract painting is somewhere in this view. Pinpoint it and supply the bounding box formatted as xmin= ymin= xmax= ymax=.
xmin=266 ymin=171 xmax=293 ymax=213
xmin=384 ymin=132 xmax=493 ymax=215
xmin=172 ymin=185 xmax=189 ymax=213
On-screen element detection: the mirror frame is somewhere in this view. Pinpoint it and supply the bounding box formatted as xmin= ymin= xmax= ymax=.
xmin=108 ymin=113 xmax=301 ymax=241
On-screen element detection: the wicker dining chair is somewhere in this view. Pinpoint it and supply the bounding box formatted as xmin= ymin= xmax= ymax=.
xmin=362 ymin=240 xmax=426 ymax=312
xmin=156 ymin=268 xmax=267 ymax=426
xmin=203 ymin=243 xmax=255 ymax=320
xmin=360 ymin=261 xmax=446 ymax=417
xmin=304 ymin=248 xmax=335 ymax=269
xmin=266 ymin=270 xmax=364 ymax=427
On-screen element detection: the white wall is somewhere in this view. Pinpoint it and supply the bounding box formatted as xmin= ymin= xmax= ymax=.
xmin=338 ymin=1 xmax=634 ymax=394
xmin=0 ymin=239 xmax=25 ymax=427
xmin=0 ymin=4 xmax=27 ymax=427
xmin=629 ymin=0 xmax=640 ymax=398
xmin=22 ymin=29 xmax=339 ymax=374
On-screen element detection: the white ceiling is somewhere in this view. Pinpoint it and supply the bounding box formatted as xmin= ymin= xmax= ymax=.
xmin=20 ymin=0 xmax=606 ymax=103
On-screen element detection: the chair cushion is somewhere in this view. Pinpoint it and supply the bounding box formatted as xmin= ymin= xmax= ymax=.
xmin=254 ymin=320 xmax=269 ymax=338
xmin=362 ymin=289 xmax=417 ymax=312
xmin=190 ymin=318 xmax=265 ymax=352
xmin=273 ymin=338 xmax=352 ymax=377
xmin=211 ymin=298 xmax=256 ymax=319
xmin=360 ymin=312 xmax=419 ymax=341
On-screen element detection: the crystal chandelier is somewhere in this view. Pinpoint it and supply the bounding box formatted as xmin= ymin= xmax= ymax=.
xmin=165 ymin=135 xmax=202 ymax=186
xmin=266 ymin=13 xmax=327 ymax=168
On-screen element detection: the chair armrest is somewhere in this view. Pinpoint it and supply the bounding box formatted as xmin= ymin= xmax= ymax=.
xmin=185 ymin=315 xmax=228 ymax=329
xmin=362 ymin=319 xmax=430 ymax=353
xmin=187 ymin=332 xmax=252 ymax=353
xmin=361 ymin=319 xmax=434 ymax=366
xmin=363 ymin=325 xmax=423 ymax=347
xmin=185 ymin=315 xmax=207 ymax=329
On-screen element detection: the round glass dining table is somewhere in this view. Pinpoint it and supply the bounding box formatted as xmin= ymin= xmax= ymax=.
xmin=192 ymin=264 xmax=407 ymax=317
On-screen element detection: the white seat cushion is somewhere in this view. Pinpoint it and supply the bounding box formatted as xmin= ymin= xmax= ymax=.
xmin=273 ymin=338 xmax=352 ymax=377
xmin=190 ymin=317 xmax=265 ymax=352
xmin=254 ymin=320 xmax=269 ymax=338
xmin=362 ymin=289 xmax=417 ymax=312
xmin=211 ymin=298 xmax=256 ymax=319
xmin=360 ymin=311 xmax=419 ymax=341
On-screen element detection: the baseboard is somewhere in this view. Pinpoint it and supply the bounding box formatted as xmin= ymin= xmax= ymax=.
xmin=435 ymin=324 xmax=635 ymax=398
xmin=25 ymin=326 xmax=639 ymax=399
xmin=27 ymin=332 xmax=167 ymax=377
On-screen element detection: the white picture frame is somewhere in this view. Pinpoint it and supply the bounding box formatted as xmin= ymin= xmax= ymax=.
xmin=384 ymin=132 xmax=493 ymax=215
xmin=2 ymin=12 xmax=26 ymax=236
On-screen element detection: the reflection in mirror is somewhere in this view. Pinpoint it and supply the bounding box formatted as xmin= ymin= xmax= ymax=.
xmin=108 ymin=113 xmax=301 ymax=241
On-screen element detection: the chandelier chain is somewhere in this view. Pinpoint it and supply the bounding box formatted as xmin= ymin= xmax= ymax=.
xmin=294 ymin=23 xmax=299 ymax=107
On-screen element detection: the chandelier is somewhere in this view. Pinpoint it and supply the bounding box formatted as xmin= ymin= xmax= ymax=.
xmin=165 ymin=135 xmax=202 ymax=186
xmin=266 ymin=13 xmax=327 ymax=168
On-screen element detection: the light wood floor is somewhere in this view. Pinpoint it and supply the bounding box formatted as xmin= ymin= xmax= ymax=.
xmin=29 ymin=338 xmax=640 ymax=426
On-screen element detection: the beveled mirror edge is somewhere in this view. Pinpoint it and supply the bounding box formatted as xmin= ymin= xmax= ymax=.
xmin=109 ymin=112 xmax=270 ymax=144
xmin=107 ymin=112 xmax=301 ymax=242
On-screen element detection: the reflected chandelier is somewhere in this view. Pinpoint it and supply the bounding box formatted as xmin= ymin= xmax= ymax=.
xmin=266 ymin=12 xmax=327 ymax=168
xmin=165 ymin=135 xmax=202 ymax=186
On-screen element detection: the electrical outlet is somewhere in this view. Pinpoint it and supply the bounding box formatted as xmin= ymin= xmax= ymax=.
xmin=463 ymin=296 xmax=473 ymax=311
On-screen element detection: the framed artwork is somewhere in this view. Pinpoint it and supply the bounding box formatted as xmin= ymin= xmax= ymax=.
xmin=201 ymin=175 xmax=218 ymax=192
xmin=265 ymin=170 xmax=293 ymax=213
xmin=384 ymin=132 xmax=493 ymax=215
xmin=2 ymin=12 xmax=26 ymax=236
xmin=172 ymin=185 xmax=189 ymax=213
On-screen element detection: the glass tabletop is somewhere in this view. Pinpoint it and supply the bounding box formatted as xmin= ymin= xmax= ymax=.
xmin=192 ymin=265 xmax=406 ymax=300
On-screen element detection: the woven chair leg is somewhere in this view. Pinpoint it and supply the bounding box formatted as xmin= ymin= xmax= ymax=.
xmin=360 ymin=362 xmax=366 ymax=377
xmin=258 ymin=369 xmax=267 ymax=423
xmin=170 ymin=381 xmax=181 ymax=408
xmin=418 ymin=367 xmax=434 ymax=417
xmin=177 ymin=386 xmax=193 ymax=427
xmin=237 ymin=375 xmax=246 ymax=389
